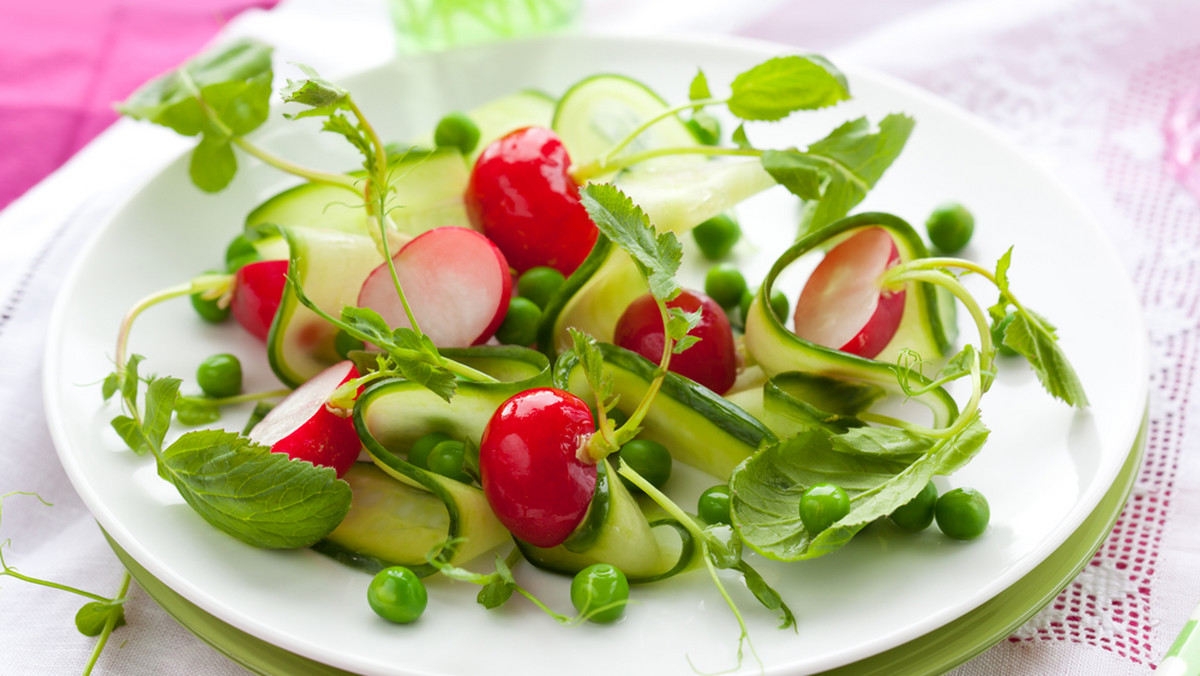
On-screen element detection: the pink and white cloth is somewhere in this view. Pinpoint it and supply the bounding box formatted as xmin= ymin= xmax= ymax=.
xmin=1 ymin=0 xmax=1197 ymax=673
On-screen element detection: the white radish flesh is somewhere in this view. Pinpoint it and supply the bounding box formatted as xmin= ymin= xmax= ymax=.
xmin=357 ymin=226 xmax=512 ymax=347
xmin=793 ymin=227 xmax=906 ymax=359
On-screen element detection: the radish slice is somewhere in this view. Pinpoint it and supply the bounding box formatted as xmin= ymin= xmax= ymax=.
xmin=231 ymin=259 xmax=289 ymax=341
xmin=793 ymin=227 xmax=906 ymax=359
xmin=249 ymin=360 xmax=361 ymax=477
xmin=358 ymin=226 xmax=512 ymax=347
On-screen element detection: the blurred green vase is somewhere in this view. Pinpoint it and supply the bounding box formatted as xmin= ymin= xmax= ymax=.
xmin=389 ymin=0 xmax=582 ymax=53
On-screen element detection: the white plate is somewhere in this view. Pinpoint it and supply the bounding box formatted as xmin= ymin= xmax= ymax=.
xmin=44 ymin=34 xmax=1148 ymax=675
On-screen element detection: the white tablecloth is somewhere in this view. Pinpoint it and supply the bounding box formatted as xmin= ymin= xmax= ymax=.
xmin=2 ymin=0 xmax=1196 ymax=673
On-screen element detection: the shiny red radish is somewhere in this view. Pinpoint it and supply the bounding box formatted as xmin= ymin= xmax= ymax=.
xmin=248 ymin=360 xmax=362 ymax=477
xmin=793 ymin=227 xmax=906 ymax=359
xmin=614 ymin=289 xmax=738 ymax=395
xmin=465 ymin=126 xmax=598 ymax=276
xmin=231 ymin=259 xmax=289 ymax=341
xmin=479 ymin=388 xmax=597 ymax=547
xmin=358 ymin=227 xmax=512 ymax=347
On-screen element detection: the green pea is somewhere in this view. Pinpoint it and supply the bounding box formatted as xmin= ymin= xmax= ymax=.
xmin=615 ymin=439 xmax=672 ymax=491
xmin=990 ymin=312 xmax=1020 ymax=357
xmin=926 ymin=202 xmax=975 ymax=254
xmin=889 ymin=481 xmax=938 ymax=532
xmin=496 ymin=297 xmax=541 ymax=346
xmin=196 ymin=353 xmax=242 ymax=399
xmin=408 ymin=431 xmax=452 ymax=469
xmin=427 ymin=440 xmax=472 ymax=483
xmin=517 ymin=266 xmax=567 ymax=309
xmin=697 ymin=484 xmax=732 ymax=525
xmin=367 ymin=566 xmax=427 ymax=624
xmin=191 ymin=269 xmax=230 ymax=323
xmin=737 ymin=287 xmax=788 ymax=324
xmin=704 ymin=263 xmax=748 ymax=310
xmin=224 ymin=234 xmax=260 ymax=273
xmin=935 ymin=487 xmax=990 ymax=540
xmin=798 ymin=483 xmax=850 ymax=534
xmin=433 ymin=112 xmax=480 ymax=156
xmin=570 ymin=563 xmax=629 ymax=623
xmin=692 ymin=213 xmax=741 ymax=260
xmin=334 ymin=330 xmax=365 ymax=360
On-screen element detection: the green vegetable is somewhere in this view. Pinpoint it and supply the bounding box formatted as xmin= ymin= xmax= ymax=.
xmin=571 ymin=563 xmax=630 ymax=623
xmin=367 ymin=566 xmax=427 ymax=624
xmin=926 ymin=202 xmax=975 ymax=253
xmin=935 ymin=487 xmax=990 ymax=540
xmin=496 ymin=297 xmax=541 ymax=346
xmin=224 ymin=234 xmax=260 ymax=272
xmin=697 ymin=485 xmax=732 ymax=525
xmin=990 ymin=311 xmax=1020 ymax=357
xmin=889 ymin=480 xmax=938 ymax=532
xmin=427 ymin=440 xmax=472 ymax=483
xmin=615 ymin=439 xmax=672 ymax=490
xmin=692 ymin=213 xmax=741 ymax=260
xmin=334 ymin=329 xmax=364 ymax=360
xmin=190 ymin=287 xmax=229 ymax=323
xmin=517 ymin=266 xmax=566 ymax=309
xmin=798 ymin=483 xmax=850 ymax=534
xmin=705 ymin=263 xmax=748 ymax=309
xmin=433 ymin=111 xmax=480 ymax=155
xmin=196 ymin=353 xmax=242 ymax=398
xmin=408 ymin=431 xmax=453 ymax=469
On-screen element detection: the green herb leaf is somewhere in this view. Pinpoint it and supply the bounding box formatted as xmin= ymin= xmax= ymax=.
xmin=241 ymin=401 xmax=275 ymax=436
xmin=789 ymin=113 xmax=916 ymax=234
xmin=734 ymin=560 xmax=795 ymax=630
xmin=569 ymin=329 xmax=613 ymax=406
xmin=731 ymin=123 xmax=752 ymax=149
xmin=578 ymin=183 xmax=683 ymax=302
xmin=689 ymin=69 xmax=712 ymax=101
xmin=142 ymin=376 xmax=181 ymax=452
xmin=74 ymin=600 xmax=126 ymax=637
xmin=111 ymin=415 xmax=150 ymax=456
xmin=101 ymin=373 xmax=120 ymax=402
xmin=390 ymin=329 xmax=458 ymax=403
xmin=175 ymin=397 xmax=221 ymax=426
xmin=189 ymin=134 xmax=238 ymax=192
xmin=120 ymin=355 xmax=145 ymax=408
xmin=1003 ymin=312 xmax=1089 ymax=407
xmin=477 ymin=576 xmax=516 ymax=609
xmin=731 ymin=414 xmax=989 ymax=560
xmin=727 ymin=55 xmax=850 ymax=121
xmin=160 ymin=429 xmax=352 ymax=548
xmin=760 ymin=150 xmax=826 ymax=201
xmin=667 ymin=307 xmax=703 ymax=353
xmin=281 ymin=64 xmax=349 ymax=115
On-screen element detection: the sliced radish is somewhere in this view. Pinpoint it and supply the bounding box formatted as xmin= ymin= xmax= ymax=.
xmin=248 ymin=360 xmax=361 ymax=477
xmin=231 ymin=259 xmax=289 ymax=341
xmin=357 ymin=226 xmax=512 ymax=347
xmin=793 ymin=227 xmax=906 ymax=359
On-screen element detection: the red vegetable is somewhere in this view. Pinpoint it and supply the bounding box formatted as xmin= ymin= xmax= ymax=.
xmin=230 ymin=259 xmax=288 ymax=341
xmin=792 ymin=227 xmax=905 ymax=358
xmin=614 ymin=289 xmax=738 ymax=395
xmin=357 ymin=227 xmax=512 ymax=346
xmin=464 ymin=126 xmax=598 ymax=276
xmin=479 ymin=388 xmax=597 ymax=547
xmin=248 ymin=360 xmax=362 ymax=477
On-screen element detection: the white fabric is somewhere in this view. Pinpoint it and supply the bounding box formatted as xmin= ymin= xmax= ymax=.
xmin=2 ymin=0 xmax=1196 ymax=673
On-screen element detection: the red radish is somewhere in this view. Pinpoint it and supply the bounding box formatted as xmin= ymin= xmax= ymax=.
xmin=231 ymin=259 xmax=289 ymax=341
xmin=792 ymin=227 xmax=906 ymax=359
xmin=465 ymin=126 xmax=598 ymax=276
xmin=358 ymin=227 xmax=512 ymax=347
xmin=614 ymin=289 xmax=738 ymax=395
xmin=248 ymin=360 xmax=361 ymax=477
xmin=479 ymin=388 xmax=597 ymax=547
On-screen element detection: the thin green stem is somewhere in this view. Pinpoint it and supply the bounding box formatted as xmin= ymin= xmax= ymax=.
xmin=600 ymin=97 xmax=725 ymax=165
xmin=115 ymin=274 xmax=229 ymax=370
xmin=0 ymin=566 xmax=110 ymax=602
xmin=571 ymin=146 xmax=762 ymax=182
xmin=81 ymin=572 xmax=131 ymax=676
xmin=616 ymin=297 xmax=675 ymax=445
xmin=180 ymin=389 xmax=291 ymax=407
xmin=884 ymin=267 xmax=995 ymax=373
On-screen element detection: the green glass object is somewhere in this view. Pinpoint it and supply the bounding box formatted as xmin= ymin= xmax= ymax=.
xmin=389 ymin=0 xmax=581 ymax=54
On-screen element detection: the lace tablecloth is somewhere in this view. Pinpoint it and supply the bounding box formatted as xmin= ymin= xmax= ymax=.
xmin=2 ymin=0 xmax=1196 ymax=673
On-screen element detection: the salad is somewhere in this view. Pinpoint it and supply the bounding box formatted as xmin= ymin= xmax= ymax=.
xmin=89 ymin=37 xmax=1088 ymax=672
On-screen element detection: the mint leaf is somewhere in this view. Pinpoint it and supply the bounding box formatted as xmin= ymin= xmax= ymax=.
xmin=111 ymin=416 xmax=150 ymax=455
xmin=143 ymin=376 xmax=181 ymax=452
xmin=731 ymin=123 xmax=752 ymax=149
xmin=689 ymin=69 xmax=712 ymax=101
xmin=175 ymin=397 xmax=221 ymax=426
xmin=190 ymin=134 xmax=237 ymax=192
xmin=161 ymin=429 xmax=352 ymax=549
xmin=728 ymin=55 xmax=850 ymax=121
xmin=75 ymin=600 xmax=126 ymax=637
xmin=578 ymin=183 xmax=682 ymax=302
xmin=760 ymin=150 xmax=826 ymax=201
xmin=569 ymin=329 xmax=613 ymax=406
xmin=792 ymin=113 xmax=916 ymax=234
xmin=731 ymin=415 xmax=989 ymax=560
xmin=1003 ymin=313 xmax=1089 ymax=407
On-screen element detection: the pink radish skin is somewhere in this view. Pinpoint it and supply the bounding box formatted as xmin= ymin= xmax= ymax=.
xmin=792 ymin=227 xmax=906 ymax=359
xmin=231 ymin=259 xmax=289 ymax=341
xmin=358 ymin=227 xmax=512 ymax=347
xmin=248 ymin=360 xmax=362 ymax=477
